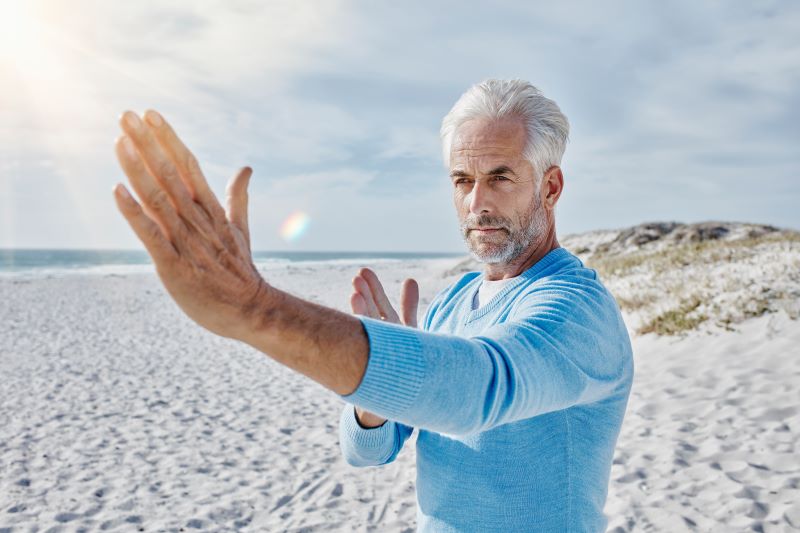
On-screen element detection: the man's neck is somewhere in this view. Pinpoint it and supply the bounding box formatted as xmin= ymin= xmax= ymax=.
xmin=482 ymin=226 xmax=560 ymax=281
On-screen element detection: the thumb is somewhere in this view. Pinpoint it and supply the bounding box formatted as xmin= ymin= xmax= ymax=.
xmin=400 ymin=278 xmax=419 ymax=328
xmin=225 ymin=166 xmax=253 ymax=249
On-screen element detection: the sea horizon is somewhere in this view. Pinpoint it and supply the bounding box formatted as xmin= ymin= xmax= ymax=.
xmin=0 ymin=248 xmax=465 ymax=276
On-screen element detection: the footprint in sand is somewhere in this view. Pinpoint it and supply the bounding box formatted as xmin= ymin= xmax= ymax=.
xmin=616 ymin=468 xmax=647 ymax=484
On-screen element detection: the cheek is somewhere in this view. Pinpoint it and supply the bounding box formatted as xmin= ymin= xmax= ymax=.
xmin=457 ymin=188 xmax=477 ymax=204
xmin=453 ymin=191 xmax=468 ymax=210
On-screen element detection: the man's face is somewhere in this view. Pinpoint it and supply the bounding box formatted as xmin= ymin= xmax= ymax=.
xmin=449 ymin=117 xmax=547 ymax=264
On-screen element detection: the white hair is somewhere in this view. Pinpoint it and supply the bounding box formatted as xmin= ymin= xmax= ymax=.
xmin=440 ymin=79 xmax=570 ymax=184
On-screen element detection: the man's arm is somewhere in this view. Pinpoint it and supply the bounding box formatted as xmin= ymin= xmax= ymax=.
xmin=112 ymin=109 xmax=371 ymax=396
xmin=335 ymin=283 xmax=634 ymax=436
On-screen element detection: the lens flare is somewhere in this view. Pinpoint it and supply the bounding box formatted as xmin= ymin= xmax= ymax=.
xmin=279 ymin=211 xmax=310 ymax=242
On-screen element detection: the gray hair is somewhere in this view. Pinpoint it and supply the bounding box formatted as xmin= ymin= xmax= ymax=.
xmin=440 ymin=79 xmax=570 ymax=184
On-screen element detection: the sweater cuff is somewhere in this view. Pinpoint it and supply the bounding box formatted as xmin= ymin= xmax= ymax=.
xmin=339 ymin=405 xmax=395 ymax=450
xmin=339 ymin=316 xmax=426 ymax=421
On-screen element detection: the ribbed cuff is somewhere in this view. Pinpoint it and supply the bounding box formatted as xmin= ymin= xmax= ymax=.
xmin=338 ymin=316 xmax=426 ymax=421
xmin=339 ymin=404 xmax=395 ymax=450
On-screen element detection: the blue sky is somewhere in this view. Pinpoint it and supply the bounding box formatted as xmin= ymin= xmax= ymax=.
xmin=1 ymin=0 xmax=798 ymax=252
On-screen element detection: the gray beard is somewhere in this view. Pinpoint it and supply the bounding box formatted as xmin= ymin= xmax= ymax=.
xmin=461 ymin=197 xmax=547 ymax=265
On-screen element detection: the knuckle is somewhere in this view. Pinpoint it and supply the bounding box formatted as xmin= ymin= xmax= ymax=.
xmin=215 ymin=246 xmax=233 ymax=266
xmin=147 ymin=188 xmax=170 ymax=211
xmin=146 ymin=221 xmax=162 ymax=243
xmin=156 ymin=160 xmax=177 ymax=181
xmin=191 ymin=260 xmax=208 ymax=276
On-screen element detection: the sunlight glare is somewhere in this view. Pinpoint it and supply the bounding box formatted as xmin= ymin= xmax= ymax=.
xmin=0 ymin=0 xmax=46 ymax=72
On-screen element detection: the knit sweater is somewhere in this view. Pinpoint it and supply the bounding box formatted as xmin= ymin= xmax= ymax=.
xmin=338 ymin=247 xmax=634 ymax=532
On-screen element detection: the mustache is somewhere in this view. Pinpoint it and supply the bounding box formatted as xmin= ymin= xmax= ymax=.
xmin=460 ymin=214 xmax=510 ymax=232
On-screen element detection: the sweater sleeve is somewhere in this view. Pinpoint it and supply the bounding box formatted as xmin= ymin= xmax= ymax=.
xmin=339 ymin=281 xmax=634 ymax=437
xmin=338 ymin=404 xmax=415 ymax=467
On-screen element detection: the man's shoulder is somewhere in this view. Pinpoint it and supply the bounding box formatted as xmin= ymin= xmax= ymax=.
xmin=514 ymin=261 xmax=619 ymax=316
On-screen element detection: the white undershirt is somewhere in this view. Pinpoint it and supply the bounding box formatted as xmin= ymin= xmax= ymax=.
xmin=472 ymin=276 xmax=517 ymax=310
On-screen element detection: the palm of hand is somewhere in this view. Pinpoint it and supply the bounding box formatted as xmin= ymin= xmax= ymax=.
xmin=350 ymin=268 xmax=419 ymax=328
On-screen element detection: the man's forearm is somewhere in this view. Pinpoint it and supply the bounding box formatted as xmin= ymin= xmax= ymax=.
xmin=237 ymin=284 xmax=370 ymax=396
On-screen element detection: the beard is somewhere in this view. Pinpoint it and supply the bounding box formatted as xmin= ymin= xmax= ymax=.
xmin=459 ymin=195 xmax=547 ymax=265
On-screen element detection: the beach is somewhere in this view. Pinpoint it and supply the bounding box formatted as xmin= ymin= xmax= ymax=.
xmin=0 ymin=258 xmax=451 ymax=531
xmin=1 ymin=232 xmax=799 ymax=531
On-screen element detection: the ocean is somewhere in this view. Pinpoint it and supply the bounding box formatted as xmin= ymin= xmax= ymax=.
xmin=0 ymin=249 xmax=464 ymax=276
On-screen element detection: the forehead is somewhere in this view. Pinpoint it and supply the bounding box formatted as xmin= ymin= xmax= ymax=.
xmin=449 ymin=117 xmax=528 ymax=171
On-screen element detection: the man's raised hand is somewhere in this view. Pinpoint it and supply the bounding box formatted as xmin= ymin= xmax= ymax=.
xmin=112 ymin=110 xmax=271 ymax=341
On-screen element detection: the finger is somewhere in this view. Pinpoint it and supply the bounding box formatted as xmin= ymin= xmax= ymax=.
xmin=352 ymin=275 xmax=381 ymax=318
xmin=350 ymin=292 xmax=368 ymax=316
xmin=115 ymin=135 xmax=186 ymax=246
xmin=120 ymin=112 xmax=198 ymax=220
xmin=143 ymin=109 xmax=227 ymax=222
xmin=400 ymin=278 xmax=419 ymax=327
xmin=112 ymin=183 xmax=179 ymax=265
xmin=225 ymin=166 xmax=253 ymax=249
xmin=359 ymin=268 xmax=400 ymax=322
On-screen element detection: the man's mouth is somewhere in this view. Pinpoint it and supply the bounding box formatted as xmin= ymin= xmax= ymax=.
xmin=471 ymin=227 xmax=504 ymax=234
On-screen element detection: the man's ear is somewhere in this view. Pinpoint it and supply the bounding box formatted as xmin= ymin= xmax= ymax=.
xmin=542 ymin=166 xmax=564 ymax=209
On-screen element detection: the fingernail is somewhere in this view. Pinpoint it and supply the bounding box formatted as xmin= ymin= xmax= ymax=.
xmin=120 ymin=136 xmax=136 ymax=157
xmin=145 ymin=110 xmax=163 ymax=127
xmin=124 ymin=111 xmax=142 ymax=130
xmin=114 ymin=184 xmax=131 ymax=200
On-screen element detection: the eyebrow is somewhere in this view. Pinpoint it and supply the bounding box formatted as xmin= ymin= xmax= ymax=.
xmin=449 ymin=165 xmax=517 ymax=179
xmin=486 ymin=165 xmax=516 ymax=176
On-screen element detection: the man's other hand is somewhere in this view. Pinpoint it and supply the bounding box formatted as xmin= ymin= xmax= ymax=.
xmin=349 ymin=268 xmax=419 ymax=427
xmin=351 ymin=268 xmax=419 ymax=327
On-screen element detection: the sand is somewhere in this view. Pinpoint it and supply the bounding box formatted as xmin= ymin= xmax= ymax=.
xmin=1 ymin=256 xmax=798 ymax=531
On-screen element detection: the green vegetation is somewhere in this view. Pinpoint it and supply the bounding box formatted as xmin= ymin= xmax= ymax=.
xmin=637 ymin=297 xmax=708 ymax=336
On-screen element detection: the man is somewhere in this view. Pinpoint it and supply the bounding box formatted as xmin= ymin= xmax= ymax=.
xmin=112 ymin=79 xmax=633 ymax=532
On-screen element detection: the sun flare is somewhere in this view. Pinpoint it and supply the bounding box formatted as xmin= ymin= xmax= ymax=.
xmin=0 ymin=0 xmax=48 ymax=72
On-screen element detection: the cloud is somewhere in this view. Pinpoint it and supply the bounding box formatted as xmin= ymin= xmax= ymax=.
xmin=1 ymin=0 xmax=798 ymax=250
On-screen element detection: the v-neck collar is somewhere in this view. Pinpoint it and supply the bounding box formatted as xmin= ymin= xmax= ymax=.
xmin=464 ymin=247 xmax=572 ymax=323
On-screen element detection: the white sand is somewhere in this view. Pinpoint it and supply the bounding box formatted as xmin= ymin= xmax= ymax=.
xmin=1 ymin=255 xmax=798 ymax=531
xmin=605 ymin=311 xmax=800 ymax=532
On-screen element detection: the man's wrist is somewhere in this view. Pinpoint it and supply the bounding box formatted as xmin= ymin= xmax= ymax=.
xmin=237 ymin=280 xmax=283 ymax=346
xmin=355 ymin=406 xmax=388 ymax=429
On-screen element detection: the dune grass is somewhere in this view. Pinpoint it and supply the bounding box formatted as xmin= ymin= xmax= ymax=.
xmin=587 ymin=231 xmax=800 ymax=335
xmin=637 ymin=297 xmax=708 ymax=336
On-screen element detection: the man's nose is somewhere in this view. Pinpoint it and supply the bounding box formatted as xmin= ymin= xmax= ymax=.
xmin=468 ymin=180 xmax=494 ymax=215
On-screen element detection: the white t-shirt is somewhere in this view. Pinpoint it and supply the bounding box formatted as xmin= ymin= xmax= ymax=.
xmin=472 ymin=276 xmax=517 ymax=310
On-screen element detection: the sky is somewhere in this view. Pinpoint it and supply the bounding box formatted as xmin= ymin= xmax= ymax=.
xmin=1 ymin=0 xmax=798 ymax=252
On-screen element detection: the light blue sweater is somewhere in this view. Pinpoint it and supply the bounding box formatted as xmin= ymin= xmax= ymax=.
xmin=338 ymin=247 xmax=634 ymax=532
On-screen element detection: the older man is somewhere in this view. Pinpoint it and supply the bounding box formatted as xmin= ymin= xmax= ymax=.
xmin=113 ymin=79 xmax=633 ymax=532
